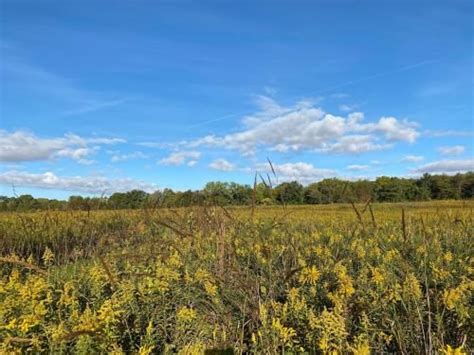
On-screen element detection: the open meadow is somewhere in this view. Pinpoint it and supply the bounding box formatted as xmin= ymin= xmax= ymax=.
xmin=2 ymin=0 xmax=473 ymax=353
xmin=0 ymin=201 xmax=472 ymax=354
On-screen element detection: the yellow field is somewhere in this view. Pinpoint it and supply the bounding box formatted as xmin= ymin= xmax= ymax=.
xmin=0 ymin=201 xmax=473 ymax=353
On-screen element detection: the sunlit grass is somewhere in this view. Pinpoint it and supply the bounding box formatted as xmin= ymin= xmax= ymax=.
xmin=0 ymin=201 xmax=472 ymax=353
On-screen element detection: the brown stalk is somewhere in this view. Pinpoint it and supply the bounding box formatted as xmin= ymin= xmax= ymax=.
xmin=350 ymin=201 xmax=366 ymax=232
xmin=153 ymin=220 xmax=193 ymax=238
xmin=57 ymin=329 xmax=101 ymax=342
xmin=5 ymin=337 xmax=35 ymax=344
xmin=368 ymin=203 xmax=377 ymax=228
xmin=97 ymin=255 xmax=117 ymax=289
xmin=251 ymin=173 xmax=257 ymax=221
xmin=401 ymin=208 xmax=407 ymax=242
xmin=361 ymin=197 xmax=372 ymax=214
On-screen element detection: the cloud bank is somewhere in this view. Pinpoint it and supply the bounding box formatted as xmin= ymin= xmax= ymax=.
xmin=256 ymin=162 xmax=336 ymax=185
xmin=0 ymin=130 xmax=125 ymax=163
xmin=184 ymin=97 xmax=419 ymax=155
xmin=0 ymin=171 xmax=157 ymax=194
xmin=413 ymin=159 xmax=474 ymax=174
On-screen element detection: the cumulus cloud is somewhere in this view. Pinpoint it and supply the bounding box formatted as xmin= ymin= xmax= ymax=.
xmin=256 ymin=162 xmax=336 ymax=185
xmin=159 ymin=151 xmax=201 ymax=166
xmin=437 ymin=145 xmax=465 ymax=156
xmin=346 ymin=164 xmax=369 ymax=171
xmin=317 ymin=135 xmax=391 ymax=154
xmin=402 ymin=155 xmax=424 ymax=163
xmin=368 ymin=116 xmax=419 ymax=142
xmin=0 ymin=130 xmax=125 ymax=163
xmin=413 ymin=159 xmax=474 ymax=174
xmin=184 ymin=97 xmax=419 ymax=155
xmin=209 ymin=158 xmax=235 ymax=171
xmin=0 ymin=171 xmax=157 ymax=194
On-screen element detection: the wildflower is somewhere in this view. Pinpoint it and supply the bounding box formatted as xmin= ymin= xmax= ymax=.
xmin=204 ymin=280 xmax=218 ymax=297
xmin=97 ymin=299 xmax=123 ymax=327
xmin=371 ymin=267 xmax=385 ymax=287
xmin=178 ymin=342 xmax=205 ymax=355
xmin=272 ymin=318 xmax=296 ymax=345
xmin=337 ymin=271 xmax=355 ymax=298
xmin=259 ymin=303 xmax=268 ymax=323
xmin=441 ymin=345 xmax=466 ymax=355
xmin=194 ymin=268 xmax=211 ymax=282
xmin=444 ymin=252 xmax=453 ymax=263
xmin=287 ymin=287 xmax=299 ymax=304
xmin=299 ymin=265 xmax=320 ymax=286
xmin=443 ymin=288 xmax=462 ymax=310
xmin=138 ymin=345 xmax=154 ymax=355
xmin=352 ymin=340 xmax=371 ymax=355
xmin=314 ymin=307 xmax=348 ymax=353
xmin=403 ymin=273 xmax=422 ymax=300
xmin=42 ymin=247 xmax=55 ymax=266
xmin=177 ymin=306 xmax=197 ymax=323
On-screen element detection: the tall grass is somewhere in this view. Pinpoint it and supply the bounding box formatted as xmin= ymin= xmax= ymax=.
xmin=0 ymin=201 xmax=472 ymax=353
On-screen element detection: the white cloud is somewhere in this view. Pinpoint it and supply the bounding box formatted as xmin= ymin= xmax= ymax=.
xmin=0 ymin=130 xmax=125 ymax=163
xmin=185 ymin=97 xmax=419 ymax=155
xmin=368 ymin=116 xmax=419 ymax=142
xmin=413 ymin=159 xmax=474 ymax=174
xmin=437 ymin=145 xmax=465 ymax=156
xmin=209 ymin=158 xmax=235 ymax=171
xmin=339 ymin=104 xmax=356 ymax=112
xmin=402 ymin=155 xmax=424 ymax=163
xmin=111 ymin=151 xmax=148 ymax=162
xmin=0 ymin=171 xmax=157 ymax=194
xmin=424 ymin=130 xmax=474 ymax=137
xmin=256 ymin=162 xmax=336 ymax=185
xmin=317 ymin=135 xmax=391 ymax=154
xmin=159 ymin=151 xmax=201 ymax=166
xmin=346 ymin=164 xmax=369 ymax=171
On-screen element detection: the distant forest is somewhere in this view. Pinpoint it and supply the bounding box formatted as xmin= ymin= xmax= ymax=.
xmin=1 ymin=172 xmax=473 ymax=212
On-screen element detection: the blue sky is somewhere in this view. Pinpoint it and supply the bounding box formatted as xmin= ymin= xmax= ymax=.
xmin=1 ymin=0 xmax=473 ymax=199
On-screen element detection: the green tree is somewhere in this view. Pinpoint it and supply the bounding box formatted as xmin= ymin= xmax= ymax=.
xmin=16 ymin=194 xmax=39 ymax=211
xmin=374 ymin=177 xmax=404 ymax=202
xmin=303 ymin=183 xmax=323 ymax=204
xmin=461 ymin=172 xmax=474 ymax=199
xmin=203 ymin=182 xmax=232 ymax=205
xmin=317 ymin=178 xmax=348 ymax=203
xmin=274 ymin=181 xmax=304 ymax=204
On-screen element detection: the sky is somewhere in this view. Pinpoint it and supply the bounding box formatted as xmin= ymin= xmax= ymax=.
xmin=0 ymin=0 xmax=473 ymax=199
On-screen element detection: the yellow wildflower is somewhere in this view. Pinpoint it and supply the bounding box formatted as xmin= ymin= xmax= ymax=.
xmin=177 ymin=306 xmax=197 ymax=323
xmin=299 ymin=265 xmax=320 ymax=286
xmin=441 ymin=345 xmax=466 ymax=355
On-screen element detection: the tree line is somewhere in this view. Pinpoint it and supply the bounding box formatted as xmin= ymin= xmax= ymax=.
xmin=1 ymin=172 xmax=473 ymax=212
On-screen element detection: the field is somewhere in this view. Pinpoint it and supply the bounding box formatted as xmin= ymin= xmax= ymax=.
xmin=0 ymin=201 xmax=473 ymax=354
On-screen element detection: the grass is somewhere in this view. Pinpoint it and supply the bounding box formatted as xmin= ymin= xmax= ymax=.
xmin=0 ymin=200 xmax=473 ymax=353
